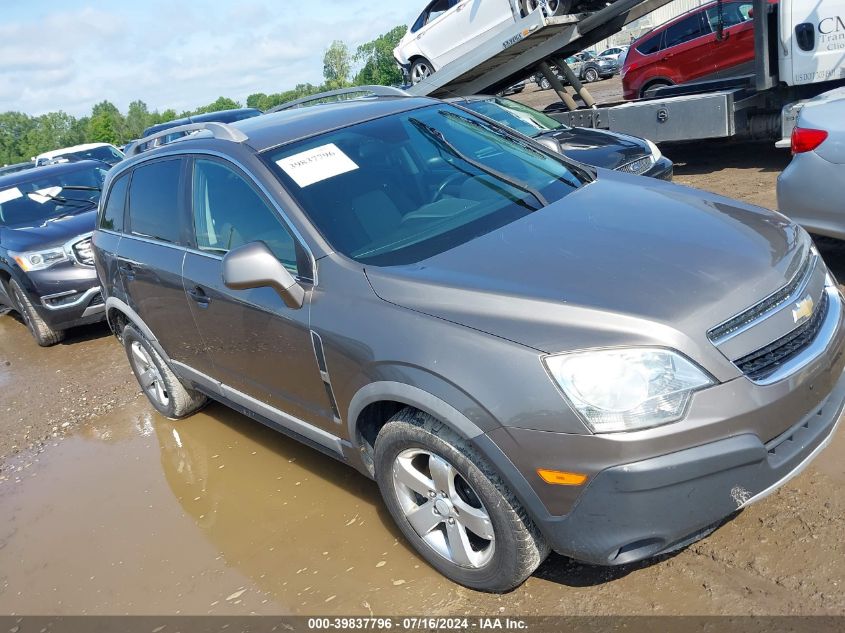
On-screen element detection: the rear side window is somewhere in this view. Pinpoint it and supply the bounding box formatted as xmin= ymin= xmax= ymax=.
xmin=127 ymin=159 xmax=183 ymax=244
xmin=100 ymin=173 xmax=129 ymax=232
xmin=664 ymin=13 xmax=709 ymax=48
xmin=635 ymin=32 xmax=663 ymax=55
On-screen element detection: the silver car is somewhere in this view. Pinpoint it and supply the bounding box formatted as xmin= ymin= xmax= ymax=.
xmin=778 ymin=87 xmax=845 ymax=239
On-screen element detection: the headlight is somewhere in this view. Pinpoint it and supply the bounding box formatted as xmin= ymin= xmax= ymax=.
xmin=543 ymin=348 xmax=713 ymax=433
xmin=10 ymin=247 xmax=68 ymax=272
xmin=645 ymin=138 xmax=662 ymax=161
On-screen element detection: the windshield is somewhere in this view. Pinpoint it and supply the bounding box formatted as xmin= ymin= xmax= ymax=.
xmin=61 ymin=145 xmax=124 ymax=165
xmin=459 ymin=98 xmax=568 ymax=138
xmin=0 ymin=164 xmax=106 ymax=227
xmin=265 ymin=104 xmax=586 ymax=266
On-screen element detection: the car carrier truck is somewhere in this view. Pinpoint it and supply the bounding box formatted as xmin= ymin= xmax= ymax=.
xmin=405 ymin=0 xmax=845 ymax=145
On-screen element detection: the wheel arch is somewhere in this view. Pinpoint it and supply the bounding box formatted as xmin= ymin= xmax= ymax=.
xmin=347 ymin=381 xmax=488 ymax=477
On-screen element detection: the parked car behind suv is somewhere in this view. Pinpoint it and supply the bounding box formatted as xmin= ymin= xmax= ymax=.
xmin=622 ymin=0 xmax=757 ymax=99
xmin=0 ymin=161 xmax=108 ymax=345
xmin=449 ymin=95 xmax=672 ymax=178
xmin=94 ymin=94 xmax=845 ymax=592
xmin=35 ymin=143 xmax=124 ymax=167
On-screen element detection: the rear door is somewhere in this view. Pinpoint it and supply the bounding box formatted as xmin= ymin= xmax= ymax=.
xmin=660 ymin=11 xmax=716 ymax=83
xmin=118 ymin=157 xmax=211 ymax=373
xmin=449 ymin=0 xmax=517 ymax=63
xmin=181 ymin=156 xmax=333 ymax=431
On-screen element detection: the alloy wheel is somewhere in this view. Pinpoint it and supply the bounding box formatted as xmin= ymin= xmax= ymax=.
xmin=130 ymin=341 xmax=169 ymax=407
xmin=411 ymin=61 xmax=433 ymax=84
xmin=392 ymin=448 xmax=495 ymax=569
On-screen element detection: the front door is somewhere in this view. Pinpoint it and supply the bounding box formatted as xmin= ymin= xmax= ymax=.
xmin=181 ymin=157 xmax=332 ymax=430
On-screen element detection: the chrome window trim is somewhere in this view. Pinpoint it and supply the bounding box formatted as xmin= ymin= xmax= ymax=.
xmin=112 ymin=147 xmax=318 ymax=286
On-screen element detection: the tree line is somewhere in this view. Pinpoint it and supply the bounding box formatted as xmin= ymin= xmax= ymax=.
xmin=0 ymin=25 xmax=407 ymax=166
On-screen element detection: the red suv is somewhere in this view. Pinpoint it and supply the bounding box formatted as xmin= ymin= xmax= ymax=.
xmin=622 ymin=0 xmax=759 ymax=100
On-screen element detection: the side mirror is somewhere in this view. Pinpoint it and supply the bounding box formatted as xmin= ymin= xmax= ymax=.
xmin=222 ymin=241 xmax=305 ymax=309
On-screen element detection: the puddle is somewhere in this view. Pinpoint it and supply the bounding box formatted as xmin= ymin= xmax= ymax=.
xmin=0 ymin=400 xmax=465 ymax=615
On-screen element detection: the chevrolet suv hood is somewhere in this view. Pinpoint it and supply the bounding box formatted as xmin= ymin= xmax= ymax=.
xmin=366 ymin=173 xmax=805 ymax=353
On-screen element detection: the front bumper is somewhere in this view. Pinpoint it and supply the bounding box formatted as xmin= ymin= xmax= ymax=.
xmin=777 ymin=151 xmax=845 ymax=240
xmin=17 ymin=264 xmax=105 ymax=330
xmin=546 ymin=369 xmax=845 ymax=564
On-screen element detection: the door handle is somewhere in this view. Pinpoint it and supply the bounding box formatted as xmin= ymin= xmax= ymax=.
xmin=187 ymin=286 xmax=212 ymax=307
xmin=118 ymin=262 xmax=135 ymax=280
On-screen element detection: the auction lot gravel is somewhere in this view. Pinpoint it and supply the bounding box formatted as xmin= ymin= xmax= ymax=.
xmin=1 ymin=79 xmax=844 ymax=616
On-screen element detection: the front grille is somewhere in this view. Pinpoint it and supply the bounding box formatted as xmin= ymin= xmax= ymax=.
xmin=72 ymin=237 xmax=95 ymax=266
xmin=735 ymin=290 xmax=829 ymax=381
xmin=708 ymin=251 xmax=814 ymax=343
xmin=616 ymin=154 xmax=654 ymax=175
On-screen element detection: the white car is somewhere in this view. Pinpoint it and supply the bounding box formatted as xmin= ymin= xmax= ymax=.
xmin=34 ymin=143 xmax=124 ymax=167
xmin=597 ymin=45 xmax=628 ymax=62
xmin=394 ymin=0 xmax=519 ymax=84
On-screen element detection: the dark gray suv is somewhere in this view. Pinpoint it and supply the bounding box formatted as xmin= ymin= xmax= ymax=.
xmin=92 ymin=95 xmax=845 ymax=592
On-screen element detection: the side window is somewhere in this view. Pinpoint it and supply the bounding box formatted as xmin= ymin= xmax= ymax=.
xmin=426 ymin=0 xmax=452 ymax=24
xmin=664 ymin=14 xmax=709 ymax=48
xmin=636 ymin=32 xmax=663 ymax=55
xmin=706 ymin=2 xmax=753 ymax=30
xmin=127 ymin=159 xmax=183 ymax=243
xmin=191 ymin=159 xmax=299 ymax=274
xmin=100 ymin=173 xmax=129 ymax=231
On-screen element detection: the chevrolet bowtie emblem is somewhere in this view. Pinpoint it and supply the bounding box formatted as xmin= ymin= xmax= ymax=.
xmin=792 ymin=295 xmax=814 ymax=323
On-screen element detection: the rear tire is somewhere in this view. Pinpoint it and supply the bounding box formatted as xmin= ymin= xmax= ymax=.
xmin=9 ymin=279 xmax=65 ymax=346
xmin=374 ymin=408 xmax=549 ymax=592
xmin=640 ymin=79 xmax=673 ymax=98
xmin=122 ymin=324 xmax=207 ymax=419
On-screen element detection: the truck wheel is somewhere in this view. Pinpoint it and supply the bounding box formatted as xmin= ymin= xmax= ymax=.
xmin=374 ymin=408 xmax=549 ymax=592
xmin=9 ymin=279 xmax=66 ymax=346
xmin=583 ymin=67 xmax=599 ymax=82
xmin=410 ymin=59 xmax=434 ymax=85
xmin=122 ymin=324 xmax=207 ymax=419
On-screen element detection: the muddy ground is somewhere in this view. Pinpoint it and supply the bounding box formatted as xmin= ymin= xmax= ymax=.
xmin=1 ymin=82 xmax=844 ymax=617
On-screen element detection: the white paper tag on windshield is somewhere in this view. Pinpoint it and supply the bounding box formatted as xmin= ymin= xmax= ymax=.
xmin=30 ymin=186 xmax=63 ymax=204
xmin=0 ymin=187 xmax=23 ymax=204
xmin=276 ymin=143 xmax=358 ymax=188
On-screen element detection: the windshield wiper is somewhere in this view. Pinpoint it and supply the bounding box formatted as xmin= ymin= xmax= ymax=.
xmin=408 ymin=117 xmax=548 ymax=208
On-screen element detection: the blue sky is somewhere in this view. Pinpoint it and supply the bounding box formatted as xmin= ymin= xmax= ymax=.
xmin=0 ymin=0 xmax=425 ymax=117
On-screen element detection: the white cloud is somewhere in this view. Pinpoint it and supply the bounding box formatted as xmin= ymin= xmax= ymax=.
xmin=0 ymin=0 xmax=423 ymax=117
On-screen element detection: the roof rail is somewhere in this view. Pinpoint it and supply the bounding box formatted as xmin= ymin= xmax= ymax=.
xmin=267 ymin=85 xmax=410 ymax=113
xmin=126 ymin=121 xmax=249 ymax=156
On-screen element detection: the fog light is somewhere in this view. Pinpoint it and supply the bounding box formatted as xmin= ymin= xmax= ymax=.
xmin=537 ymin=469 xmax=588 ymax=486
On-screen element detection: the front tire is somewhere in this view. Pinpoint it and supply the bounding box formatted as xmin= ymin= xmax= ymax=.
xmin=522 ymin=0 xmax=574 ymax=16
xmin=410 ymin=58 xmax=434 ymax=85
xmin=123 ymin=324 xmax=207 ymax=419
xmin=374 ymin=408 xmax=549 ymax=592
xmin=9 ymin=279 xmax=65 ymax=346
